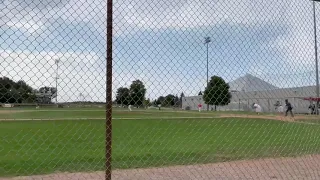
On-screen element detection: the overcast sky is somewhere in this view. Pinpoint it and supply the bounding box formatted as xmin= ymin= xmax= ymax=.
xmin=0 ymin=0 xmax=319 ymax=102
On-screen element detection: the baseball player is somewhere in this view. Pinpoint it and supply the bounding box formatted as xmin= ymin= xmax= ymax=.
xmin=277 ymin=104 xmax=284 ymax=115
xmin=308 ymin=103 xmax=316 ymax=115
xmin=285 ymin=99 xmax=294 ymax=118
xmin=198 ymin=103 xmax=202 ymax=112
xmin=253 ymin=103 xmax=262 ymax=115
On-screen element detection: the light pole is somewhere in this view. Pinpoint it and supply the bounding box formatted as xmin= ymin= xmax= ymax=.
xmin=204 ymin=37 xmax=211 ymax=111
xmin=312 ymin=0 xmax=320 ymax=115
xmin=55 ymin=59 xmax=60 ymax=105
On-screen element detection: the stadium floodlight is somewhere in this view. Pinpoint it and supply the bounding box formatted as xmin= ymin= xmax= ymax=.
xmin=55 ymin=59 xmax=60 ymax=105
xmin=204 ymin=37 xmax=211 ymax=111
xmin=311 ymin=0 xmax=320 ymax=114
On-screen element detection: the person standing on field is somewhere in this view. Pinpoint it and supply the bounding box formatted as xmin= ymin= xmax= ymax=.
xmin=277 ymin=104 xmax=284 ymax=115
xmin=128 ymin=104 xmax=132 ymax=111
xmin=285 ymin=99 xmax=294 ymax=118
xmin=308 ymin=103 xmax=316 ymax=114
xmin=198 ymin=103 xmax=202 ymax=112
xmin=253 ymin=103 xmax=262 ymax=115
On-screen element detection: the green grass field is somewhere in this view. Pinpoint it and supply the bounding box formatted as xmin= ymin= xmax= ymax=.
xmin=1 ymin=108 xmax=320 ymax=177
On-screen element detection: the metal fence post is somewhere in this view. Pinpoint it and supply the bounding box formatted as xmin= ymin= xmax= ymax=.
xmin=106 ymin=0 xmax=113 ymax=179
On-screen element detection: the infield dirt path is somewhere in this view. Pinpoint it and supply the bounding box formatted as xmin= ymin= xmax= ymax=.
xmin=220 ymin=114 xmax=320 ymax=122
xmin=0 ymin=110 xmax=21 ymax=114
xmin=1 ymin=155 xmax=320 ymax=180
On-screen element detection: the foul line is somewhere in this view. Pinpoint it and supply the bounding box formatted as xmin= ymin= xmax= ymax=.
xmin=0 ymin=116 xmax=319 ymax=125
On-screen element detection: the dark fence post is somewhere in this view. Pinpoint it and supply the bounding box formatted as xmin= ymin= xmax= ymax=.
xmin=106 ymin=0 xmax=113 ymax=179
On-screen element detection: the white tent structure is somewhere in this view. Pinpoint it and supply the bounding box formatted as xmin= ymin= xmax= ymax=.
xmin=182 ymin=74 xmax=316 ymax=114
xmin=228 ymin=73 xmax=278 ymax=92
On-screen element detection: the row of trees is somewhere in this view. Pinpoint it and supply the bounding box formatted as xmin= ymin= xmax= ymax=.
xmin=0 ymin=77 xmax=57 ymax=104
xmin=1 ymin=75 xmax=231 ymax=108
xmin=151 ymin=93 xmax=185 ymax=107
xmin=115 ymin=80 xmax=147 ymax=107
xmin=0 ymin=77 xmax=36 ymax=103
xmin=115 ymin=79 xmax=187 ymax=108
xmin=116 ymin=75 xmax=231 ymax=110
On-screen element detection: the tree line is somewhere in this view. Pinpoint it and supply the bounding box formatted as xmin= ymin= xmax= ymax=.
xmin=0 ymin=77 xmax=57 ymax=104
xmin=0 ymin=77 xmax=35 ymax=103
xmin=115 ymin=79 xmax=186 ymax=108
xmin=115 ymin=80 xmax=147 ymax=107
xmin=150 ymin=93 xmax=185 ymax=107
xmin=116 ymin=75 xmax=231 ymax=110
xmin=2 ymin=75 xmax=231 ymax=108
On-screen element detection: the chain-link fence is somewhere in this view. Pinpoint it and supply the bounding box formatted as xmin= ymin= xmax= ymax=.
xmin=2 ymin=0 xmax=320 ymax=179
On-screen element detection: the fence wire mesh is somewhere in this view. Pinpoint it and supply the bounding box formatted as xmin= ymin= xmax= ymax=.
xmin=2 ymin=0 xmax=320 ymax=179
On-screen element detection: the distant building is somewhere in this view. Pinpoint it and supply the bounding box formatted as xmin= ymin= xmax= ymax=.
xmin=182 ymin=74 xmax=317 ymax=114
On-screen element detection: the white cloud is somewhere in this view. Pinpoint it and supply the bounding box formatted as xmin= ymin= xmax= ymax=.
xmin=113 ymin=0 xmax=289 ymax=33
xmin=31 ymin=0 xmax=290 ymax=36
xmin=6 ymin=20 xmax=44 ymax=34
xmin=2 ymin=0 xmax=320 ymax=100
xmin=0 ymin=50 xmax=105 ymax=102
xmin=1 ymin=1 xmax=46 ymax=34
xmin=1 ymin=49 xmax=205 ymax=102
xmin=59 ymin=0 xmax=105 ymax=22
xmin=268 ymin=1 xmax=315 ymax=71
xmin=112 ymin=70 xmax=206 ymax=100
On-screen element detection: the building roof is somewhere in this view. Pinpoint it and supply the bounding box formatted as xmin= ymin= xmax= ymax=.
xmin=228 ymin=73 xmax=278 ymax=92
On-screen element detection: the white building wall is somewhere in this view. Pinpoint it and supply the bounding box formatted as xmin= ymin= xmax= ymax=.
xmin=182 ymin=86 xmax=319 ymax=114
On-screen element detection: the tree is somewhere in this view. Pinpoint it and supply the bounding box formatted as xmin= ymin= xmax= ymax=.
xmin=0 ymin=77 xmax=36 ymax=103
xmin=143 ymin=98 xmax=151 ymax=107
xmin=156 ymin=96 xmax=165 ymax=105
xmin=115 ymin=87 xmax=130 ymax=106
xmin=203 ymin=76 xmax=231 ymax=111
xmin=198 ymin=91 xmax=203 ymax=95
xmin=37 ymin=87 xmax=57 ymax=104
xmin=151 ymin=99 xmax=158 ymax=106
xmin=163 ymin=94 xmax=175 ymax=107
xmin=38 ymin=87 xmax=57 ymax=97
xmin=129 ymin=80 xmax=146 ymax=107
xmin=16 ymin=80 xmax=35 ymax=103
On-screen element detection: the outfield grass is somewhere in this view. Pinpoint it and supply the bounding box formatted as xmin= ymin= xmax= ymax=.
xmin=0 ymin=109 xmax=220 ymax=120
xmin=0 ymin=108 xmax=271 ymax=120
xmin=1 ymin=111 xmax=320 ymax=177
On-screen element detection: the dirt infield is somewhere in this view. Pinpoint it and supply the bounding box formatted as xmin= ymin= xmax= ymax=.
xmin=220 ymin=114 xmax=320 ymax=122
xmin=2 ymin=155 xmax=320 ymax=180
xmin=220 ymin=114 xmax=287 ymax=121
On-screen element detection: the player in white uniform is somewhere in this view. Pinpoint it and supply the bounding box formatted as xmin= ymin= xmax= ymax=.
xmin=277 ymin=104 xmax=284 ymax=115
xmin=128 ymin=105 xmax=132 ymax=111
xmin=253 ymin=103 xmax=262 ymax=114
